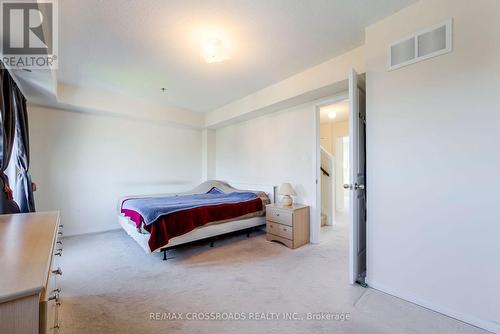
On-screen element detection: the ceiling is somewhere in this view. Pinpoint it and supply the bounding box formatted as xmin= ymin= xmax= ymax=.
xmin=320 ymin=99 xmax=349 ymax=123
xmin=57 ymin=0 xmax=416 ymax=113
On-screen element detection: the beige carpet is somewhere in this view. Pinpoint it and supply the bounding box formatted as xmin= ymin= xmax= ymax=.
xmin=58 ymin=215 xmax=488 ymax=334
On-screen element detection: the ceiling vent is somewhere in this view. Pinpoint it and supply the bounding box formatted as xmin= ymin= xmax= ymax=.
xmin=388 ymin=19 xmax=452 ymax=71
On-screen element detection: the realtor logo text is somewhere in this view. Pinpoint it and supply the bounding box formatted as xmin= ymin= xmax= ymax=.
xmin=149 ymin=312 xmax=351 ymax=322
xmin=1 ymin=0 xmax=58 ymax=69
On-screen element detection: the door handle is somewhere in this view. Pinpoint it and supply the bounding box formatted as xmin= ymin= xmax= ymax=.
xmin=343 ymin=184 xmax=352 ymax=190
xmin=354 ymin=184 xmax=365 ymax=190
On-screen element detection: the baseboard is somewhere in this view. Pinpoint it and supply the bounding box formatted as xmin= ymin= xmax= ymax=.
xmin=62 ymin=227 xmax=121 ymax=238
xmin=367 ymin=279 xmax=499 ymax=334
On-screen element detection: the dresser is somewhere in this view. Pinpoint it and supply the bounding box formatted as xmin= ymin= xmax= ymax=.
xmin=0 ymin=212 xmax=63 ymax=334
xmin=266 ymin=203 xmax=310 ymax=249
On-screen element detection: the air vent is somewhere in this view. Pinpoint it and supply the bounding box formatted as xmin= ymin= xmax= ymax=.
xmin=390 ymin=37 xmax=415 ymax=66
xmin=388 ymin=19 xmax=452 ymax=71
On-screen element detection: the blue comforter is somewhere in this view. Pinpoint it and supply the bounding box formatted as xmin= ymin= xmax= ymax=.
xmin=121 ymin=187 xmax=258 ymax=226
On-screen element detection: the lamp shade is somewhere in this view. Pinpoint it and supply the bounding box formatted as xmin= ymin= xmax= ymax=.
xmin=279 ymin=183 xmax=296 ymax=196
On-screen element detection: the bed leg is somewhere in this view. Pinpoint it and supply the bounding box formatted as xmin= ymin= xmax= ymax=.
xmin=246 ymin=230 xmax=251 ymax=238
xmin=210 ymin=241 xmax=214 ymax=247
xmin=163 ymin=249 xmax=167 ymax=261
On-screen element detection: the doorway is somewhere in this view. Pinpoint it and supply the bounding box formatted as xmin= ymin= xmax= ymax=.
xmin=314 ymin=69 xmax=367 ymax=286
xmin=318 ymin=99 xmax=350 ymax=228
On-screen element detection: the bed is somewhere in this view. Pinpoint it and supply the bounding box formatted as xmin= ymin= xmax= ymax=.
xmin=117 ymin=180 xmax=276 ymax=259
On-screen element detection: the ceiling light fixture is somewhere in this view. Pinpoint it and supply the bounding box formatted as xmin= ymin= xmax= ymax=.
xmin=328 ymin=111 xmax=337 ymax=119
xmin=201 ymin=37 xmax=227 ymax=63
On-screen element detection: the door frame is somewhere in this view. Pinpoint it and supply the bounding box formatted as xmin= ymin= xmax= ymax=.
xmin=312 ymin=92 xmax=349 ymax=244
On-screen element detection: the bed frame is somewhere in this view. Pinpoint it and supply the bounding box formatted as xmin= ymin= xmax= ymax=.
xmin=117 ymin=181 xmax=277 ymax=260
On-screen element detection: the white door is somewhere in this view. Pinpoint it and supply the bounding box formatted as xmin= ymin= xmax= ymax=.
xmin=347 ymin=68 xmax=367 ymax=285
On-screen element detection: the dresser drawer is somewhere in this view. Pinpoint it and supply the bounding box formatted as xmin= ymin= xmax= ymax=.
xmin=267 ymin=221 xmax=293 ymax=240
xmin=266 ymin=207 xmax=293 ymax=226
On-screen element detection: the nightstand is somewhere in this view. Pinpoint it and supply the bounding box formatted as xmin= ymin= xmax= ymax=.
xmin=266 ymin=203 xmax=310 ymax=249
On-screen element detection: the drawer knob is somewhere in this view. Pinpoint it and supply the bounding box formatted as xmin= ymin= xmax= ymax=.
xmin=283 ymin=228 xmax=287 ymax=231
xmin=276 ymin=213 xmax=280 ymax=216
xmin=48 ymin=293 xmax=59 ymax=302
xmin=52 ymin=267 xmax=63 ymax=275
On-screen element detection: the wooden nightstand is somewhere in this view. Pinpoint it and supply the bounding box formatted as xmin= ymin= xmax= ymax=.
xmin=266 ymin=203 xmax=310 ymax=249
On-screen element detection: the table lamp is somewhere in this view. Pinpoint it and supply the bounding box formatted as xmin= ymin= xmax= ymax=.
xmin=279 ymin=183 xmax=296 ymax=206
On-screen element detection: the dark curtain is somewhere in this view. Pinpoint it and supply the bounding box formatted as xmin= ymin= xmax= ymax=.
xmin=14 ymin=87 xmax=35 ymax=212
xmin=0 ymin=64 xmax=20 ymax=214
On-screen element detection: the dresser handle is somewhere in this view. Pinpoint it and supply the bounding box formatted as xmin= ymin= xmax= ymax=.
xmin=58 ymin=231 xmax=63 ymax=236
xmin=54 ymin=251 xmax=62 ymax=256
xmin=48 ymin=293 xmax=59 ymax=302
xmin=276 ymin=213 xmax=280 ymax=216
xmin=52 ymin=267 xmax=63 ymax=275
xmin=52 ymin=288 xmax=61 ymax=294
xmin=59 ymin=224 xmax=63 ymax=228
xmin=283 ymin=228 xmax=287 ymax=231
xmin=57 ymin=240 xmax=63 ymax=245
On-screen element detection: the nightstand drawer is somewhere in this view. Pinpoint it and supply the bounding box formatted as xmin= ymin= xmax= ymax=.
xmin=266 ymin=207 xmax=293 ymax=226
xmin=267 ymin=234 xmax=293 ymax=248
xmin=267 ymin=221 xmax=293 ymax=240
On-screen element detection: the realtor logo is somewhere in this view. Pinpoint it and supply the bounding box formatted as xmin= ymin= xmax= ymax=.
xmin=1 ymin=0 xmax=58 ymax=69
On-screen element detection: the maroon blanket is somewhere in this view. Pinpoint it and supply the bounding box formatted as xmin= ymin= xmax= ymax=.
xmin=124 ymin=198 xmax=263 ymax=252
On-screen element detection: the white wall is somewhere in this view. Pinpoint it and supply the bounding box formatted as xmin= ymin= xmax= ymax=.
xmin=365 ymin=0 xmax=500 ymax=332
xmin=201 ymin=129 xmax=216 ymax=180
xmin=330 ymin=121 xmax=349 ymax=156
xmin=320 ymin=123 xmax=333 ymax=154
xmin=29 ymin=106 xmax=202 ymax=236
xmin=215 ymin=102 xmax=317 ymax=240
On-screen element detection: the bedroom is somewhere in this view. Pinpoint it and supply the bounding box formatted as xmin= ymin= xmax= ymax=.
xmin=0 ymin=0 xmax=499 ymax=333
